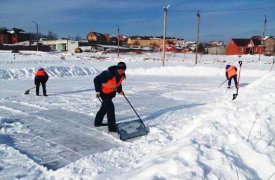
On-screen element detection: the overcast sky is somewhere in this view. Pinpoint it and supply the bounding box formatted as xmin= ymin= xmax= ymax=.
xmin=0 ymin=0 xmax=274 ymax=42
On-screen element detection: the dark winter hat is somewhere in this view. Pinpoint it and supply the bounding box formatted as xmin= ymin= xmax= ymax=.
xmin=226 ymin=64 xmax=230 ymax=69
xmin=117 ymin=62 xmax=127 ymax=70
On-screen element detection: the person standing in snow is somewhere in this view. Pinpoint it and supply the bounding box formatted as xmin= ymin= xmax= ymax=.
xmin=225 ymin=64 xmax=238 ymax=89
xmin=94 ymin=62 xmax=126 ymax=132
xmin=34 ymin=68 xmax=49 ymax=96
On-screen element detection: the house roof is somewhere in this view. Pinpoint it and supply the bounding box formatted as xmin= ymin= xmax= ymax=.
xmin=0 ymin=28 xmax=9 ymax=34
xmin=251 ymin=38 xmax=261 ymax=46
xmin=88 ymin=32 xmax=105 ymax=38
xmin=128 ymin=36 xmax=184 ymax=40
xmin=263 ymin=36 xmax=274 ymax=40
xmin=231 ymin=39 xmax=250 ymax=46
xmin=1 ymin=28 xmax=26 ymax=34
xmin=9 ymin=28 xmax=27 ymax=34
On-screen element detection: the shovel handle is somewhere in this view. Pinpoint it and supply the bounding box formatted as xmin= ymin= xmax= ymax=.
xmin=239 ymin=61 xmax=242 ymax=67
xmin=97 ymin=96 xmax=103 ymax=103
xmin=122 ymin=94 xmax=142 ymax=121
xmin=218 ymin=79 xmax=228 ymax=87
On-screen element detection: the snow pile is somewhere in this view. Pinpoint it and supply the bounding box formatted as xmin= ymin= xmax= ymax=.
xmin=127 ymin=65 xmax=267 ymax=77
xmin=0 ymin=66 xmax=100 ymax=80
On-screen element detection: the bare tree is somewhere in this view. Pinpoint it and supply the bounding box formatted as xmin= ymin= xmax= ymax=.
xmin=46 ymin=31 xmax=58 ymax=40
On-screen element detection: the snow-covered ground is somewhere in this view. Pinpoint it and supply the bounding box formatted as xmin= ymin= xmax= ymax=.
xmin=0 ymin=50 xmax=274 ymax=180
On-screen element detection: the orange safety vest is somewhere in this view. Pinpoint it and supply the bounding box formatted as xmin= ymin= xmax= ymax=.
xmin=226 ymin=66 xmax=237 ymax=79
xmin=35 ymin=70 xmax=46 ymax=77
xmin=101 ymin=76 xmax=124 ymax=94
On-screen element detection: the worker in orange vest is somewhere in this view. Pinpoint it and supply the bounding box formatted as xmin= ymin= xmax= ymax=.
xmin=94 ymin=62 xmax=126 ymax=132
xmin=225 ymin=64 xmax=238 ymax=89
xmin=34 ymin=68 xmax=49 ymax=96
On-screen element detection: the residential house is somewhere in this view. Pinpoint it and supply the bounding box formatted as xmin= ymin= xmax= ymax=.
xmin=209 ymin=41 xmax=224 ymax=46
xmin=87 ymin=32 xmax=122 ymax=46
xmin=0 ymin=28 xmax=9 ymax=44
xmin=0 ymin=28 xmax=29 ymax=44
xmin=248 ymin=36 xmax=263 ymax=54
xmin=263 ymin=36 xmax=275 ymax=55
xmin=104 ymin=34 xmax=112 ymax=42
xmin=127 ymin=36 xmax=183 ymax=52
xmin=117 ymin=34 xmax=126 ymax=42
xmin=207 ymin=45 xmax=226 ymax=55
xmin=127 ymin=36 xmax=160 ymax=48
xmin=226 ymin=37 xmax=267 ymax=55
xmin=8 ymin=28 xmax=29 ymax=44
xmin=226 ymin=39 xmax=250 ymax=55
xmin=41 ymin=39 xmax=79 ymax=52
xmin=160 ymin=41 xmax=177 ymax=52
xmin=87 ymin=32 xmax=106 ymax=43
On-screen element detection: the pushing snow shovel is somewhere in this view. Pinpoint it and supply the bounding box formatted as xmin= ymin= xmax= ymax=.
xmin=232 ymin=61 xmax=243 ymax=100
xmin=122 ymin=93 xmax=142 ymax=121
xmin=116 ymin=93 xmax=148 ymax=141
xmin=24 ymin=86 xmax=36 ymax=95
xmin=218 ymin=79 xmax=228 ymax=87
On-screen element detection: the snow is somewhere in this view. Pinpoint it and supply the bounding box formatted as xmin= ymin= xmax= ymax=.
xmin=0 ymin=50 xmax=274 ymax=180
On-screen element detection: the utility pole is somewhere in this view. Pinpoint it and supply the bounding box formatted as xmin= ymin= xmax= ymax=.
xmin=32 ymin=21 xmax=39 ymax=51
xmin=162 ymin=4 xmax=170 ymax=67
xmin=262 ymin=14 xmax=267 ymax=55
xmin=258 ymin=15 xmax=267 ymax=61
xmin=67 ymin=36 xmax=69 ymax=51
xmin=116 ymin=24 xmax=120 ymax=58
xmin=263 ymin=14 xmax=267 ymax=38
xmin=195 ymin=10 xmax=200 ymax=64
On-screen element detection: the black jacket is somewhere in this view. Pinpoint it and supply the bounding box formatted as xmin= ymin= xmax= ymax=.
xmin=94 ymin=65 xmax=125 ymax=97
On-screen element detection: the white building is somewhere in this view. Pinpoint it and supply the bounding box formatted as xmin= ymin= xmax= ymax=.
xmin=40 ymin=39 xmax=79 ymax=52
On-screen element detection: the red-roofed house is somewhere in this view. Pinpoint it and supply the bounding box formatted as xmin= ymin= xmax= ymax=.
xmin=0 ymin=28 xmax=29 ymax=44
xmin=226 ymin=37 xmax=265 ymax=55
xmin=226 ymin=39 xmax=250 ymax=55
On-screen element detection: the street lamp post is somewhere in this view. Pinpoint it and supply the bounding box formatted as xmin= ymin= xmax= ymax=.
xmin=162 ymin=4 xmax=170 ymax=67
xmin=32 ymin=21 xmax=39 ymax=51
xmin=116 ymin=24 xmax=120 ymax=58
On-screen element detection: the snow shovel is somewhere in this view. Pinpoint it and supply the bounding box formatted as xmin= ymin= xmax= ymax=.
xmin=24 ymin=86 xmax=36 ymax=95
xmin=218 ymin=79 xmax=228 ymax=87
xmin=232 ymin=61 xmax=243 ymax=100
xmin=116 ymin=94 xmax=148 ymax=141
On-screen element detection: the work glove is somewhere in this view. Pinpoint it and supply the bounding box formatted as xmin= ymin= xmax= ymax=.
xmin=96 ymin=92 xmax=100 ymax=98
xmin=118 ymin=91 xmax=124 ymax=95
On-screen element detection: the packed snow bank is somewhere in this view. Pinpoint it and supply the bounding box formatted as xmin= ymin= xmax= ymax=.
xmin=127 ymin=65 xmax=267 ymax=77
xmin=0 ymin=66 xmax=100 ymax=80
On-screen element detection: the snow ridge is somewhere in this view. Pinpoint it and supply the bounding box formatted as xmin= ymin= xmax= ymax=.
xmin=0 ymin=66 xmax=100 ymax=80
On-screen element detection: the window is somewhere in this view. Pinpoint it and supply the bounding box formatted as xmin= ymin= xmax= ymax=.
xmin=240 ymin=47 xmax=243 ymax=52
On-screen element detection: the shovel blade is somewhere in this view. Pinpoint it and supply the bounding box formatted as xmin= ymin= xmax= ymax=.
xmin=232 ymin=93 xmax=238 ymax=100
xmin=117 ymin=119 xmax=148 ymax=141
xmin=24 ymin=90 xmax=30 ymax=95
